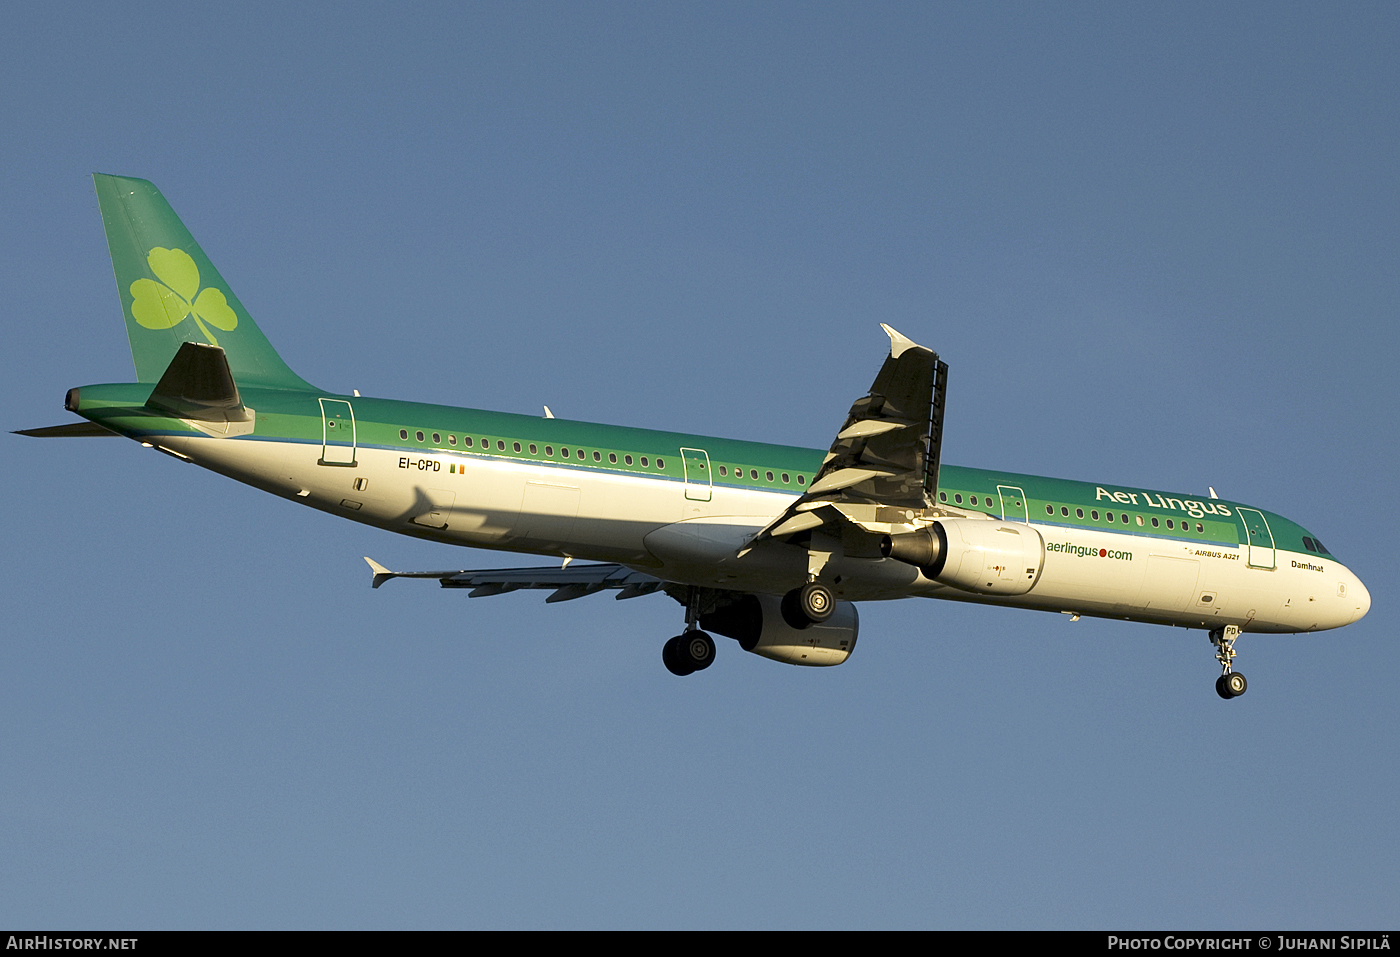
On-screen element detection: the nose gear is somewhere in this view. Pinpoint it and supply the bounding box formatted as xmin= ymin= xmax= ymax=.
xmin=1210 ymin=625 xmax=1246 ymax=699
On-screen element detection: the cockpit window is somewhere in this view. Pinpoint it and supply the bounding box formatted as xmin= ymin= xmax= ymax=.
xmin=1313 ymin=538 xmax=1331 ymax=555
xmin=1303 ymin=537 xmax=1317 ymax=553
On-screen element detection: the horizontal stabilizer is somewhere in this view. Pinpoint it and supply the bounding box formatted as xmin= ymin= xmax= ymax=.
xmin=146 ymin=342 xmax=251 ymax=423
xmin=14 ymin=422 xmax=119 ymax=438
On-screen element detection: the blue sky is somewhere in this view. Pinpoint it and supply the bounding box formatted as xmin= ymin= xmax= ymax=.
xmin=2 ymin=2 xmax=1396 ymax=929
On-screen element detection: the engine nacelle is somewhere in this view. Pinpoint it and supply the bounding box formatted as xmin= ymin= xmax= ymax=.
xmin=882 ymin=518 xmax=1045 ymax=596
xmin=700 ymin=594 xmax=858 ymax=667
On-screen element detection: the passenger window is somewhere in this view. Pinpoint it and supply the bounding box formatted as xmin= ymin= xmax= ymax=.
xmin=766 ymin=471 xmax=774 ymax=481
xmin=513 ymin=442 xmax=521 ymax=452
xmin=939 ymin=491 xmax=947 ymax=502
xmin=797 ymin=475 xmax=806 ymax=485
xmin=625 ymin=455 xmax=633 ymax=466
xmin=1061 ymin=506 xmax=1069 ymax=517
xmin=545 ymin=445 xmax=553 ymax=456
xmin=399 ymin=429 xmax=408 ymax=440
xmin=530 ymin=444 xmax=537 ymax=454
xmin=449 ymin=435 xmax=457 ymax=446
xmin=465 ymin=437 xmax=474 ymax=448
xmin=577 ymin=449 xmax=585 ymax=460
xmin=497 ymin=440 xmax=505 ymax=451
xmin=640 ymin=457 xmax=648 ymax=467
xmin=416 ymin=431 xmax=424 ymax=442
xmin=1196 ymin=523 xmax=1203 ymax=532
xmin=750 ymin=469 xmax=758 ymax=480
xmin=432 ymin=433 xmax=441 ymax=444
xmin=719 ymin=466 xmax=727 ymax=476
xmin=1166 ymin=519 xmax=1174 ymax=529
xmin=1075 ymin=508 xmax=1084 ymax=519
xmin=609 ymin=453 xmax=617 ymax=463
xmin=1046 ymin=505 xmax=1054 ymax=515
xmin=954 ymin=494 xmax=962 ymax=504
xmin=782 ymin=473 xmax=790 ymax=484
xmin=594 ymin=451 xmax=601 ymax=462
xmin=1106 ymin=512 xmax=1113 ymax=522
xmin=1136 ymin=516 xmax=1143 ymax=526
xmin=1151 ymin=517 xmax=1159 ymax=527
xmin=656 ymin=458 xmax=665 ymax=469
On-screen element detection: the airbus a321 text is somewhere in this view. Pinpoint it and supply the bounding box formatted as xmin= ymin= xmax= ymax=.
xmin=20 ymin=175 xmax=1371 ymax=696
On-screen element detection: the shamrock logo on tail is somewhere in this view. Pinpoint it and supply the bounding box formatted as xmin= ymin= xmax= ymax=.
xmin=130 ymin=247 xmax=238 ymax=347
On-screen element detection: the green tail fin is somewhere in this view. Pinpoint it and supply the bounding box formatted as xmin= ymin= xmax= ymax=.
xmin=94 ymin=173 xmax=318 ymax=391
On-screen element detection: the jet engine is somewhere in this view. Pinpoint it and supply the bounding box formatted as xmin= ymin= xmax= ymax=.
xmin=881 ymin=518 xmax=1044 ymax=596
xmin=700 ymin=594 xmax=859 ymax=666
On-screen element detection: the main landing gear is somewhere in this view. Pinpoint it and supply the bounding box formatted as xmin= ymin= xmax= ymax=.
xmin=1210 ymin=625 xmax=1247 ymax=699
xmin=780 ymin=580 xmax=835 ymax=630
xmin=659 ymin=580 xmax=836 ymax=675
xmin=662 ymin=631 xmax=715 ymax=676
xmin=663 ymin=585 xmax=717 ymax=676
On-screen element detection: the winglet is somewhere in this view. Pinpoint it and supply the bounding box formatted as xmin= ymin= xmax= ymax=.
xmin=880 ymin=323 xmax=926 ymax=358
xmin=364 ymin=556 xmax=396 ymax=589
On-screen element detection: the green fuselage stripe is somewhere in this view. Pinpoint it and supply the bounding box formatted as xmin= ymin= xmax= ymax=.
xmin=72 ymin=382 xmax=1331 ymax=557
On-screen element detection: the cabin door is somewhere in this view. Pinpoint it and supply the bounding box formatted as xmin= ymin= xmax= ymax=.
xmin=1236 ymin=508 xmax=1276 ymax=569
xmin=319 ymin=398 xmax=357 ymax=466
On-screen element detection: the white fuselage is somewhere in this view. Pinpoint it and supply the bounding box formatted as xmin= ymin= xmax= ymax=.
xmin=155 ymin=430 xmax=1370 ymax=636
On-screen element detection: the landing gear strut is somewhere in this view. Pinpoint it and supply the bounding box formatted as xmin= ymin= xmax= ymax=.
xmin=1210 ymin=625 xmax=1247 ymax=699
xmin=663 ymin=585 xmax=716 ymax=676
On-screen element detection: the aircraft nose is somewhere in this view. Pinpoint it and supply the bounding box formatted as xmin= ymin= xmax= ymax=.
xmin=1351 ymin=574 xmax=1371 ymax=623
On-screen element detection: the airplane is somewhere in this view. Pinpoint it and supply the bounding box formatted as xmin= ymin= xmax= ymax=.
xmin=19 ymin=174 xmax=1371 ymax=696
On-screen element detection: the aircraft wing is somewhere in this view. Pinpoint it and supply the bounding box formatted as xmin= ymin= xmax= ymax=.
xmin=364 ymin=557 xmax=664 ymax=602
xmin=743 ymin=324 xmax=947 ymax=548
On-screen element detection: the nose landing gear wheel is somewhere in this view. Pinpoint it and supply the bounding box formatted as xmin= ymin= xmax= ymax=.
xmin=1216 ymin=671 xmax=1247 ymax=699
xmin=662 ymin=631 xmax=715 ymax=676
